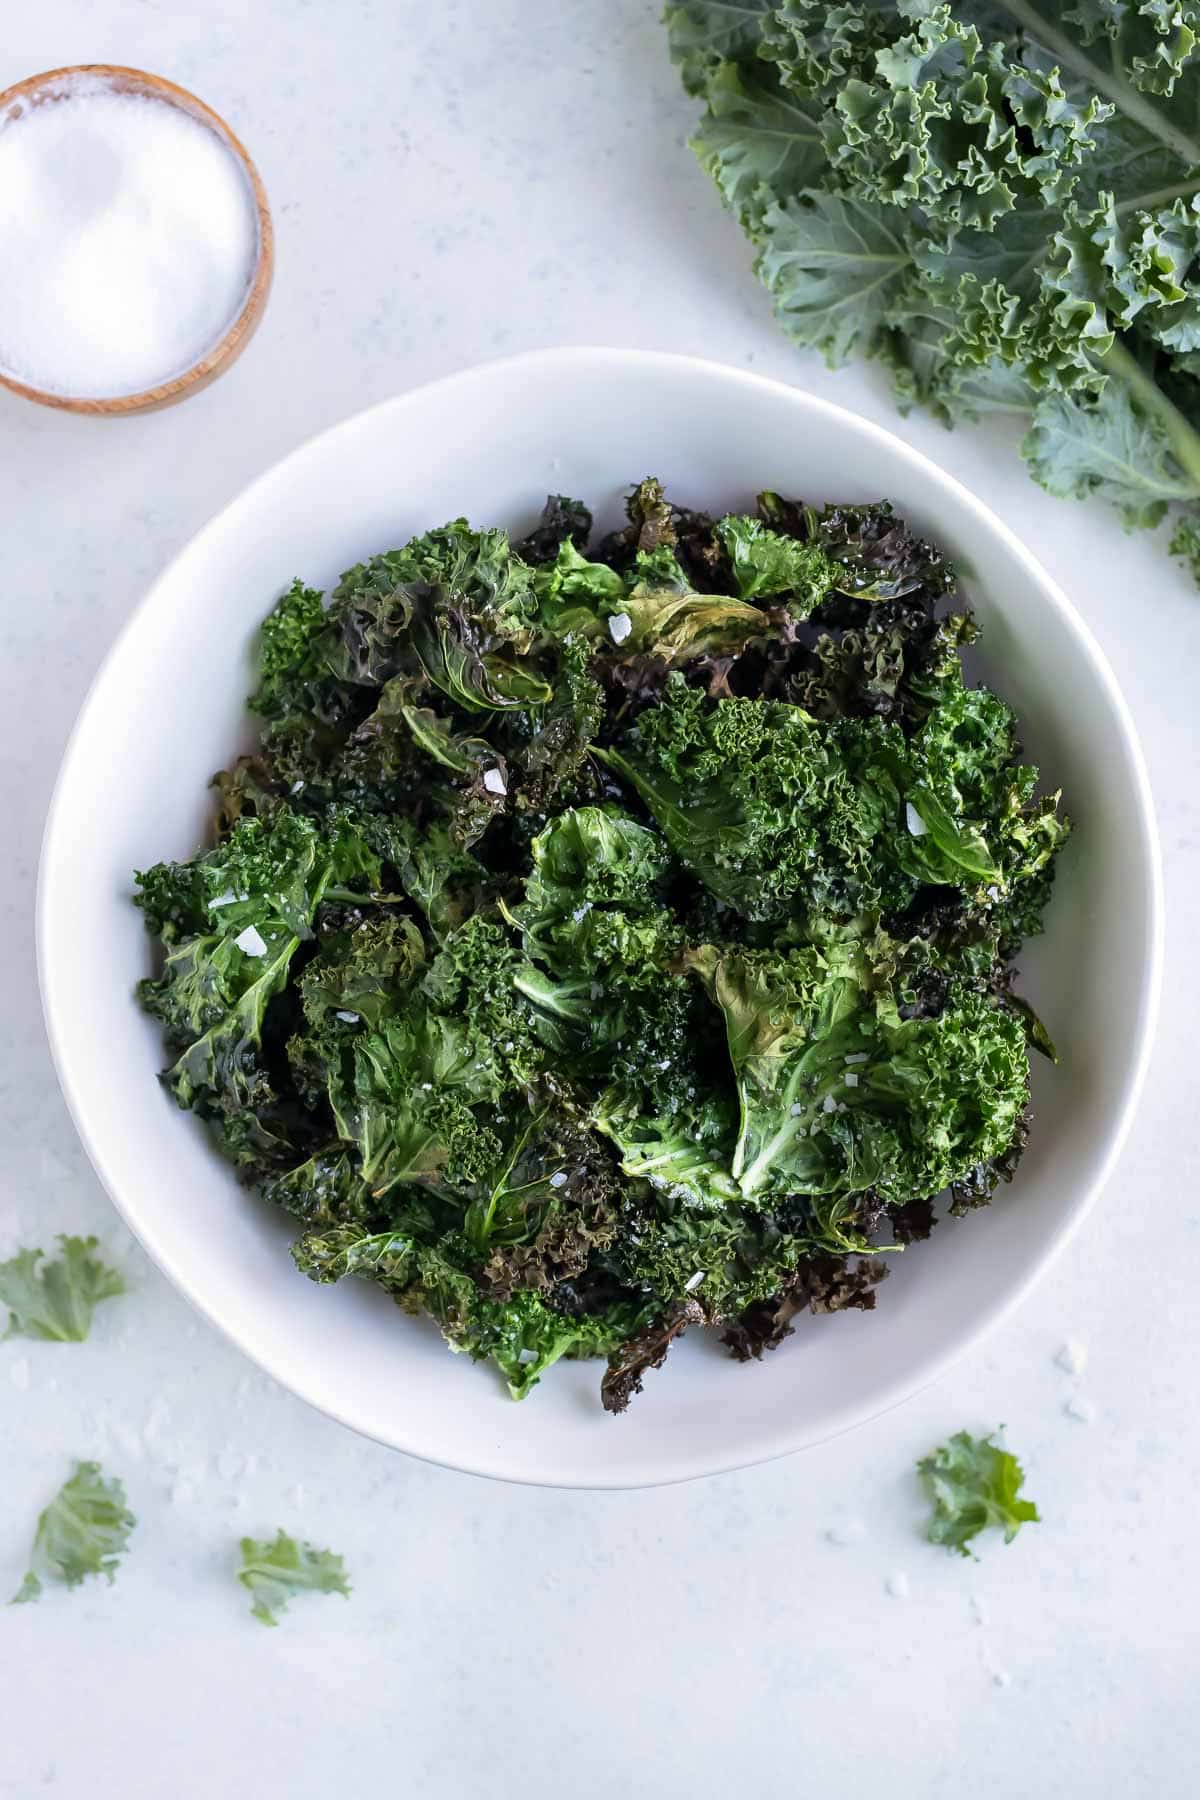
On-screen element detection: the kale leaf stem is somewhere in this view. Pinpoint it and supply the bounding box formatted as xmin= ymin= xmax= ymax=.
xmin=996 ymin=0 xmax=1200 ymax=166
xmin=1100 ymin=336 xmax=1200 ymax=494
xmin=1113 ymin=180 xmax=1200 ymax=218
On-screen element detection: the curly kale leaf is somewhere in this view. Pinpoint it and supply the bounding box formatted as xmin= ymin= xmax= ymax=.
xmin=473 ymin=1117 xmax=622 ymax=1295
xmin=670 ymin=0 xmax=1200 ymax=577
xmin=297 ymin=911 xmax=425 ymax=1034
xmin=515 ymin=493 xmax=593 ymax=564
xmin=690 ymin=58 xmax=825 ymax=218
xmin=329 ymin=520 xmax=550 ymax=710
xmin=365 ymin=819 xmax=483 ymax=942
xmin=608 ymin=1186 xmax=864 ymax=1314
xmin=785 ymin=497 xmax=956 ymax=604
xmin=599 ymin=680 xmax=960 ymax=923
xmin=511 ymin=806 xmax=677 ymax=973
xmin=237 ymin=1529 xmax=351 ymax=1626
xmin=291 ymin=1224 xmax=416 ymax=1286
xmin=756 ymin=189 xmax=914 ymax=366
xmin=716 ymin=513 xmax=834 ymax=605
xmin=666 ymin=0 xmax=776 ymax=96
xmin=687 ymin=943 xmax=1029 ymax=1212
xmin=13 ymin=1463 xmax=136 ymax=1604
xmin=721 ymin=1252 xmax=888 ymax=1359
xmin=601 ymin=1298 xmax=706 ymax=1413
xmin=0 ymin=1237 xmax=125 ymax=1342
xmin=534 ymin=539 xmax=768 ymax=668
xmin=459 ymin=1289 xmax=658 ymax=1400
xmin=340 ymin=685 xmax=510 ymax=846
xmin=250 ymin=580 xmax=336 ymax=723
xmin=299 ymin=911 xmax=550 ymax=1207
xmin=137 ymin=808 xmax=381 ymax=1147
xmin=325 ymin=1013 xmax=505 ymax=1199
xmin=261 ymin=1147 xmax=374 ymax=1231
xmin=918 ymin=1428 xmax=1040 ymax=1558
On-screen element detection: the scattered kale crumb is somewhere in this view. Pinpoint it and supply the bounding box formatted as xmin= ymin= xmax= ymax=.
xmin=133 ymin=477 xmax=1068 ymax=1409
xmin=236 ymin=1528 xmax=351 ymax=1626
xmin=918 ymin=1429 xmax=1040 ymax=1559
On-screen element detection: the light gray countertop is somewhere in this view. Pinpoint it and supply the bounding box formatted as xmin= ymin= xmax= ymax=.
xmin=2 ymin=4 xmax=1198 ymax=1795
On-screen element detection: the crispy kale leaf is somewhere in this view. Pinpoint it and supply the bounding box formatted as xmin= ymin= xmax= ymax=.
xmin=0 ymin=1237 xmax=125 ymax=1341
xmin=668 ymin=0 xmax=1200 ymax=582
xmin=600 ymin=676 xmax=1026 ymax=925
xmin=136 ymin=484 xmax=1066 ymax=1408
xmin=236 ymin=1528 xmax=351 ymax=1626
xmin=918 ymin=1429 xmax=1041 ymax=1559
xmin=12 ymin=1463 xmax=136 ymax=1603
xmin=722 ymin=1252 xmax=887 ymax=1359
xmin=686 ymin=943 xmax=1028 ymax=1219
xmin=136 ymin=808 xmax=383 ymax=1178
xmin=601 ymin=1298 xmax=706 ymax=1413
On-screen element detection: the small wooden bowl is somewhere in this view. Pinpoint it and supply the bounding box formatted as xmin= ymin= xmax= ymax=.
xmin=0 ymin=65 xmax=273 ymax=415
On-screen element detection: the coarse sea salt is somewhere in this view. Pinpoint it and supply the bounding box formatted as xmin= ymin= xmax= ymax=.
xmin=0 ymin=75 xmax=258 ymax=398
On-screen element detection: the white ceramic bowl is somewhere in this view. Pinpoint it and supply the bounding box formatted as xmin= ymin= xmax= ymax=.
xmin=38 ymin=349 xmax=1162 ymax=1488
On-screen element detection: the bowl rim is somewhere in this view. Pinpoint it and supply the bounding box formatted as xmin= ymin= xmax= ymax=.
xmin=36 ymin=347 xmax=1165 ymax=1486
xmin=0 ymin=63 xmax=274 ymax=416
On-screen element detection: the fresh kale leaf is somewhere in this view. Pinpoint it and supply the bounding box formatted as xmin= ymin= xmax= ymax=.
xmin=716 ymin=513 xmax=833 ymax=605
xmin=918 ymin=1429 xmax=1041 ymax=1558
xmin=236 ymin=1528 xmax=351 ymax=1626
xmin=669 ymin=0 xmax=1200 ymax=582
xmin=666 ymin=0 xmax=777 ymax=97
xmin=12 ymin=1463 xmax=136 ymax=1603
xmin=0 ymin=1236 xmax=125 ymax=1342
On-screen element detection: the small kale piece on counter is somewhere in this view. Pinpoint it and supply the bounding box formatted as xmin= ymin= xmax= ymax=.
xmin=236 ymin=1529 xmax=351 ymax=1626
xmin=0 ymin=1231 xmax=126 ymax=1346
xmin=134 ymin=479 xmax=1068 ymax=1409
xmin=0 ymin=1236 xmax=126 ymax=1342
xmin=918 ymin=1429 xmax=1040 ymax=1559
xmin=12 ymin=1462 xmax=136 ymax=1603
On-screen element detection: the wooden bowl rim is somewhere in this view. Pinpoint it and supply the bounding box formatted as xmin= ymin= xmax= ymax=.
xmin=0 ymin=63 xmax=274 ymax=416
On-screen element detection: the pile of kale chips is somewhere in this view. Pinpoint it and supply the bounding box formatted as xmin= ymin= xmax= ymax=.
xmin=135 ymin=480 xmax=1068 ymax=1411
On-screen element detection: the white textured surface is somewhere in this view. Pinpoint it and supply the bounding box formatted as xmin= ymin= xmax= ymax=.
xmin=1 ymin=3 xmax=1198 ymax=1795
